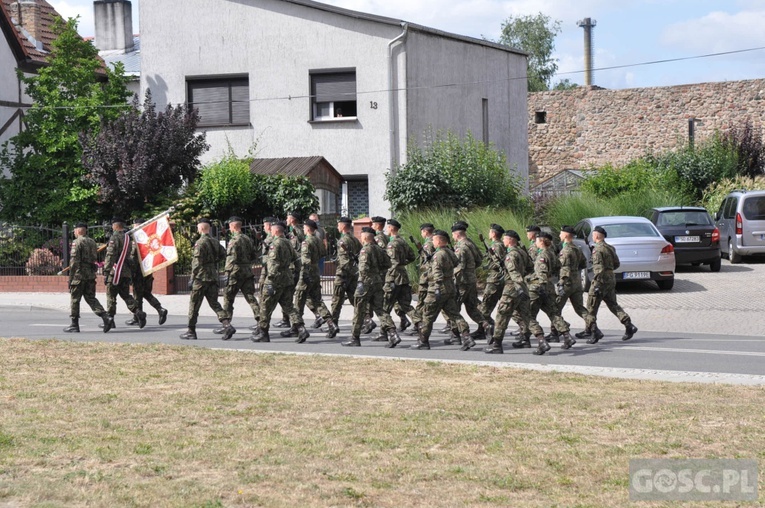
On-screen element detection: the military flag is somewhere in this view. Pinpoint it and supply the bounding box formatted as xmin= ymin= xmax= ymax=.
xmin=132 ymin=214 xmax=178 ymax=276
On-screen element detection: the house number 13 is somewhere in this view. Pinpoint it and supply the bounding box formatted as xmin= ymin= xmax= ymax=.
xmin=370 ymin=101 xmax=378 ymax=109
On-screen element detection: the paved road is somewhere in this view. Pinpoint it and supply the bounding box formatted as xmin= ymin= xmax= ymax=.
xmin=1 ymin=258 xmax=763 ymax=385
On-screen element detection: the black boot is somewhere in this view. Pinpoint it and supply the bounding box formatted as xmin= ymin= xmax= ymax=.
xmin=444 ymin=330 xmax=462 ymax=346
xmin=410 ymin=339 xmax=430 ymax=350
xmin=312 ymin=316 xmax=325 ymax=329
xmin=399 ymin=314 xmax=412 ymax=332
xmin=546 ymin=330 xmax=560 ymax=343
xmin=213 ymin=326 xmax=225 ymax=334
xmin=325 ymin=319 xmax=340 ymax=339
xmin=484 ymin=338 xmax=503 ymax=354
xmin=158 ymin=307 xmax=168 ymax=325
xmin=459 ymin=331 xmax=476 ymax=351
xmin=295 ymin=325 xmax=310 ymax=344
xmin=273 ymin=318 xmax=291 ymax=328
xmin=575 ymin=327 xmax=592 ymax=339
xmin=469 ymin=327 xmax=486 ymax=342
xmin=560 ymin=332 xmax=576 ymax=350
xmin=102 ymin=315 xmax=115 ymax=333
xmin=386 ymin=328 xmax=402 ymax=348
xmin=342 ymin=336 xmax=361 ymax=347
xmin=220 ymin=320 xmax=236 ymax=341
xmin=63 ymin=318 xmax=79 ymax=333
xmin=372 ymin=330 xmax=388 ymax=342
xmin=136 ymin=310 xmax=147 ymax=329
xmin=180 ymin=328 xmax=197 ymax=340
xmin=361 ymin=318 xmax=377 ymax=335
xmin=251 ymin=329 xmax=269 ymax=342
xmin=587 ymin=325 xmax=604 ymax=344
xmin=533 ymin=335 xmax=551 ymax=355
xmin=280 ymin=325 xmax=298 ymax=338
xmin=125 ymin=316 xmax=139 ymax=326
xmin=622 ymin=323 xmax=638 ymax=341
xmin=511 ymin=332 xmax=532 ymax=348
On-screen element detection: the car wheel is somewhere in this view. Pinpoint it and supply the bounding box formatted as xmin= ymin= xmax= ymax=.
xmin=657 ymin=278 xmax=674 ymax=290
xmin=728 ymin=239 xmax=742 ymax=264
xmin=709 ymin=256 xmax=722 ymax=272
xmin=580 ymin=268 xmax=591 ymax=292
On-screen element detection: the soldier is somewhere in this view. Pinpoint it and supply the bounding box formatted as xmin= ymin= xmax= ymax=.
xmin=250 ymin=221 xmax=305 ymax=342
xmin=126 ymin=218 xmax=168 ymax=327
xmin=485 ymin=230 xmax=547 ymax=354
xmin=288 ymin=218 xmax=338 ymax=342
xmin=273 ymin=212 xmax=305 ymax=329
xmin=409 ymin=223 xmax=435 ymax=335
xmin=547 ymin=225 xmax=588 ymax=341
xmin=413 ymin=229 xmax=470 ymax=351
xmin=212 ymin=216 xmax=260 ymax=337
xmin=381 ymin=218 xmax=415 ymax=333
xmin=180 ymin=218 xmax=235 ymax=341
xmin=580 ymin=226 xmax=639 ymax=343
xmin=342 ymin=227 xmax=400 ymax=347
xmin=450 ymin=221 xmax=492 ymax=350
xmin=513 ymin=232 xmax=576 ymax=350
xmin=328 ymin=216 xmax=361 ymax=337
xmin=309 ymin=212 xmax=328 ymax=276
xmin=475 ymin=223 xmax=507 ymax=342
xmin=64 ymin=222 xmax=111 ymax=333
xmin=103 ymin=217 xmax=146 ymax=332
xmin=361 ymin=216 xmax=389 ymax=334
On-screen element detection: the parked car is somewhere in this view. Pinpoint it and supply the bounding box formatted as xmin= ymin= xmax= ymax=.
xmin=572 ymin=216 xmax=676 ymax=290
xmin=650 ymin=207 xmax=721 ymax=272
xmin=715 ymin=190 xmax=765 ymax=263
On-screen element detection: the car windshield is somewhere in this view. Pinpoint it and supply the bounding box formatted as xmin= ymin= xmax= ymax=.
xmin=657 ymin=211 xmax=712 ymax=226
xmin=742 ymin=196 xmax=765 ymax=220
xmin=598 ymin=222 xmax=660 ymax=238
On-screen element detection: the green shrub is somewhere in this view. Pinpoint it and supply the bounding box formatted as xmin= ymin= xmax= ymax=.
xmin=701 ymin=175 xmax=765 ymax=215
xmin=198 ymin=156 xmax=258 ymax=221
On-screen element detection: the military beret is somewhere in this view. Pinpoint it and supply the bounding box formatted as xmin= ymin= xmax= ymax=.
xmin=387 ymin=219 xmax=401 ymax=228
xmin=337 ymin=216 xmax=352 ymax=224
xmin=504 ymin=230 xmax=521 ymax=240
xmin=539 ymin=232 xmax=553 ymax=240
xmin=287 ymin=211 xmax=301 ymax=220
xmin=361 ymin=226 xmax=375 ymax=235
xmin=371 ymin=216 xmax=387 ymax=224
xmin=490 ymin=223 xmax=504 ymax=234
xmin=593 ymin=226 xmax=607 ymax=236
xmin=451 ymin=221 xmax=468 ymax=232
xmin=197 ymin=218 xmax=212 ymax=225
xmin=561 ymin=225 xmax=576 ymax=235
xmin=526 ymin=225 xmax=541 ymax=233
xmin=420 ymin=223 xmax=434 ymax=230
xmin=303 ymin=219 xmax=318 ymax=229
xmin=433 ymin=229 xmax=449 ymax=238
xmin=262 ymin=217 xmax=274 ymax=224
xmin=111 ymin=217 xmax=126 ymax=224
xmin=74 ymin=222 xmax=88 ymax=229
xmin=228 ymin=216 xmax=244 ymax=224
xmin=273 ymin=220 xmax=287 ymax=229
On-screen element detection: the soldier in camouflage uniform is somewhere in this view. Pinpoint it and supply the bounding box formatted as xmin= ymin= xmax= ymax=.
xmin=329 ymin=216 xmax=361 ymax=337
xmin=485 ymin=230 xmax=546 ymax=354
xmin=547 ymin=225 xmax=588 ymax=341
xmin=64 ymin=222 xmax=111 ymax=333
xmin=450 ymin=221 xmax=492 ymax=350
xmin=381 ymin=218 xmax=415 ymax=333
xmin=342 ymin=227 xmax=400 ymax=347
xmin=212 ymin=217 xmax=259 ymax=337
xmin=251 ymin=222 xmax=305 ymax=342
xmin=410 ymin=223 xmax=436 ymax=335
xmin=273 ymin=212 xmax=304 ymax=329
xmin=288 ymin=218 xmax=338 ymax=342
xmin=103 ymin=217 xmax=146 ymax=332
xmin=126 ymin=218 xmax=168 ymax=327
xmin=412 ymin=229 xmax=470 ymax=350
xmin=360 ymin=216 xmax=389 ymax=335
xmin=510 ymin=225 xmax=542 ymax=335
xmin=180 ymin=218 xmax=235 ymax=341
xmin=581 ymin=226 xmax=638 ymax=343
xmin=475 ymin=223 xmax=506 ymax=341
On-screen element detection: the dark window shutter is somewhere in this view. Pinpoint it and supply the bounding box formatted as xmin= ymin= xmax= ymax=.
xmin=312 ymin=73 xmax=356 ymax=103
xmin=188 ymin=77 xmax=249 ymax=125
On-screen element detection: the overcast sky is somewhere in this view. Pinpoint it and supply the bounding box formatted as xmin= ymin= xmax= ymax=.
xmin=50 ymin=0 xmax=765 ymax=89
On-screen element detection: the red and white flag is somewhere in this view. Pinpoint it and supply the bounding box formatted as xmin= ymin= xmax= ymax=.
xmin=132 ymin=214 xmax=178 ymax=276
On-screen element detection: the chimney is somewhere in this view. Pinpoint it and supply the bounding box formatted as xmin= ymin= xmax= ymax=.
xmin=577 ymin=17 xmax=597 ymax=87
xmin=94 ymin=0 xmax=134 ymax=52
xmin=11 ymin=0 xmax=44 ymax=46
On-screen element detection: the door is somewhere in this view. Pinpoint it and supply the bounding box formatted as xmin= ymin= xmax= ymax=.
xmin=740 ymin=195 xmax=765 ymax=247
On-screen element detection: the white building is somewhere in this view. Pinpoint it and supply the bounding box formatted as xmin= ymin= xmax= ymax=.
xmin=139 ymin=0 xmax=530 ymax=216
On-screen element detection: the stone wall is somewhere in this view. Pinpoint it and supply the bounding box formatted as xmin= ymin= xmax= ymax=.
xmin=528 ymin=79 xmax=765 ymax=184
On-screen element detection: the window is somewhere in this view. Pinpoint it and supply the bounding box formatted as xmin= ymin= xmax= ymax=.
xmin=187 ymin=76 xmax=250 ymax=127
xmin=315 ymin=188 xmax=339 ymax=215
xmin=723 ymin=197 xmax=738 ymax=219
xmin=535 ymin=111 xmax=547 ymax=124
xmin=310 ymin=69 xmax=357 ymax=121
xmin=742 ymin=196 xmax=765 ymax=220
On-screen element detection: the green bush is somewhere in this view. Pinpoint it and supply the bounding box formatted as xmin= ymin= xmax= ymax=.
xmin=385 ymin=130 xmax=528 ymax=214
xmin=198 ymin=156 xmax=258 ymax=221
xmin=579 ymin=159 xmax=683 ymax=197
xmin=701 ymin=175 xmax=765 ymax=215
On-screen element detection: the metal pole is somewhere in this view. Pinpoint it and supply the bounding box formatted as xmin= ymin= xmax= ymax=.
xmin=688 ymin=118 xmax=695 ymax=150
xmin=61 ymin=221 xmax=70 ymax=271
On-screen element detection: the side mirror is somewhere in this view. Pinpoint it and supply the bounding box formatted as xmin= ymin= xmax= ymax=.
xmin=714 ymin=212 xmax=720 ymax=221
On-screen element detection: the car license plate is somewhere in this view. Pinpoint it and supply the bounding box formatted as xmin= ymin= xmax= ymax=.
xmin=623 ymin=272 xmax=650 ymax=280
xmin=675 ymin=236 xmax=700 ymax=243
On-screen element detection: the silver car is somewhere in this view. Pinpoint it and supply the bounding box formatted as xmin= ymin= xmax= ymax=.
xmin=714 ymin=190 xmax=765 ymax=263
xmin=572 ymin=216 xmax=676 ymax=291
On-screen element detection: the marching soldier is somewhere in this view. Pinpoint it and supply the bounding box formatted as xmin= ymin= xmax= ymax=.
xmin=382 ymin=218 xmax=415 ymax=333
xmin=413 ymin=229 xmax=470 ymax=351
xmin=64 ymin=222 xmax=111 ymax=332
xmin=343 ymin=227 xmax=400 ymax=347
xmin=180 ymin=218 xmax=235 ymax=341
xmin=328 ymin=216 xmax=361 ymax=337
xmin=547 ymin=225 xmax=588 ymax=341
xmin=580 ymin=226 xmax=638 ymax=343
xmin=510 ymin=225 xmax=541 ymax=336
xmin=251 ymin=221 xmax=305 ymax=342
xmin=103 ymin=217 xmax=146 ymax=332
xmin=361 ymin=216 xmax=389 ymax=335
xmin=475 ymin=223 xmax=506 ymax=341
xmin=410 ymin=223 xmax=436 ymax=335
xmin=126 ymin=217 xmax=168 ymax=327
xmin=273 ymin=212 xmax=304 ymax=329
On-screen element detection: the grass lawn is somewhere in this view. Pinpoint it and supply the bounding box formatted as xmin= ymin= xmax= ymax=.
xmin=1 ymin=338 xmax=763 ymax=507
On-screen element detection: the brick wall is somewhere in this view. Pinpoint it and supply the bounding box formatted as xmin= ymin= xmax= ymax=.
xmin=528 ymin=79 xmax=765 ymax=184
xmin=0 ymin=265 xmax=175 ymax=294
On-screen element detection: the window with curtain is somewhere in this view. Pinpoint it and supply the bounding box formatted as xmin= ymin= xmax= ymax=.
xmin=187 ymin=76 xmax=250 ymax=127
xmin=310 ymin=70 xmax=357 ymax=121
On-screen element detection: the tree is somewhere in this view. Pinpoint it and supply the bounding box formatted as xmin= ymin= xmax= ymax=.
xmin=0 ymin=17 xmax=131 ymax=224
xmin=80 ymin=90 xmax=209 ymax=218
xmin=497 ymin=13 xmax=562 ymax=92
xmin=553 ymin=78 xmax=579 ymax=90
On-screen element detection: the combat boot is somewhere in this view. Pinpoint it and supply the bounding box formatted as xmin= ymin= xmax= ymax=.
xmin=220 ymin=320 xmax=236 ymax=341
xmin=361 ymin=318 xmax=377 ymax=335
xmin=443 ymin=330 xmax=462 ymax=346
xmin=372 ymin=330 xmax=388 ymax=341
xmin=484 ymin=338 xmax=503 ymax=354
xmin=251 ymin=329 xmax=269 ymax=342
xmin=342 ymin=336 xmax=361 ymax=347
xmin=575 ymin=327 xmax=592 ymax=339
xmin=98 ymin=315 xmax=115 ymax=330
xmin=546 ymin=329 xmax=560 ymax=343
xmin=459 ymin=331 xmax=476 ymax=351
xmin=410 ymin=339 xmax=430 ymax=350
xmin=180 ymin=328 xmax=197 ymax=340
xmin=511 ymin=331 xmax=532 ymax=348
xmin=250 ymin=326 xmax=262 ymax=340
xmin=386 ymin=328 xmax=402 ymax=348
xmin=136 ymin=311 xmax=147 ymax=329
xmin=311 ymin=316 xmax=325 ymax=329
xmin=274 ymin=317 xmax=291 ymax=328
xmin=213 ymin=325 xmax=225 ymax=334
xmin=102 ymin=315 xmax=115 ymax=333
xmin=125 ymin=316 xmax=139 ymax=326
xmin=325 ymin=319 xmax=340 ymax=339
xmin=407 ymin=322 xmax=421 ymax=336
xmin=158 ymin=307 xmax=168 ymax=325
xmin=469 ymin=327 xmax=486 ymax=342
xmin=295 ymin=325 xmax=310 ymax=344
xmin=63 ymin=318 xmax=79 ymax=333
xmin=622 ymin=322 xmax=638 ymax=341
xmin=399 ymin=314 xmax=412 ymax=332
xmin=560 ymin=332 xmax=576 ymax=350
xmin=533 ymin=335 xmax=551 ymax=355
xmin=280 ymin=325 xmax=298 ymax=338
xmin=586 ymin=325 xmax=604 ymax=344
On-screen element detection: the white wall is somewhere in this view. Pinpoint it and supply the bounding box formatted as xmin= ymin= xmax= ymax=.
xmin=0 ymin=38 xmax=23 ymax=148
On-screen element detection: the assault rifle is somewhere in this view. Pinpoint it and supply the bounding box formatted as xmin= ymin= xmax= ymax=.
xmin=409 ymin=235 xmax=433 ymax=263
xmin=479 ymin=233 xmax=506 ymax=277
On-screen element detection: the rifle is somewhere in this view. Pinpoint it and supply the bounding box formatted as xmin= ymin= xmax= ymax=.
xmin=479 ymin=233 xmax=506 ymax=277
xmin=409 ymin=235 xmax=433 ymax=263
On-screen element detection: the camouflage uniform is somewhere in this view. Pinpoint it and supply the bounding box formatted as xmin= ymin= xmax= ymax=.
xmin=585 ymin=240 xmax=632 ymax=328
xmin=555 ymin=241 xmax=588 ymax=326
xmin=187 ymin=232 xmax=229 ymax=329
xmin=259 ymin=236 xmax=302 ymax=333
xmin=330 ymin=231 xmax=361 ymax=322
xmin=279 ymin=225 xmax=304 ymax=324
xmin=294 ymin=233 xmax=332 ymax=322
xmin=454 ymin=236 xmax=487 ymax=326
xmin=68 ymin=235 xmax=107 ymax=319
xmin=383 ymin=234 xmax=415 ymax=319
xmin=511 ymin=244 xmax=535 ymax=331
xmin=104 ymin=230 xmax=140 ymax=317
xmin=351 ymin=242 xmax=395 ymax=337
xmin=129 ymin=240 xmax=163 ymax=315
xmin=527 ymin=246 xmax=570 ymax=335
xmin=419 ymin=247 xmax=469 ymax=342
xmin=223 ymin=231 xmax=260 ymax=323
xmin=490 ymin=245 xmax=541 ymax=346
xmin=479 ymin=238 xmax=507 ymax=323
xmin=258 ymin=233 xmax=273 ymax=299
xmin=411 ymin=237 xmax=435 ymax=325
